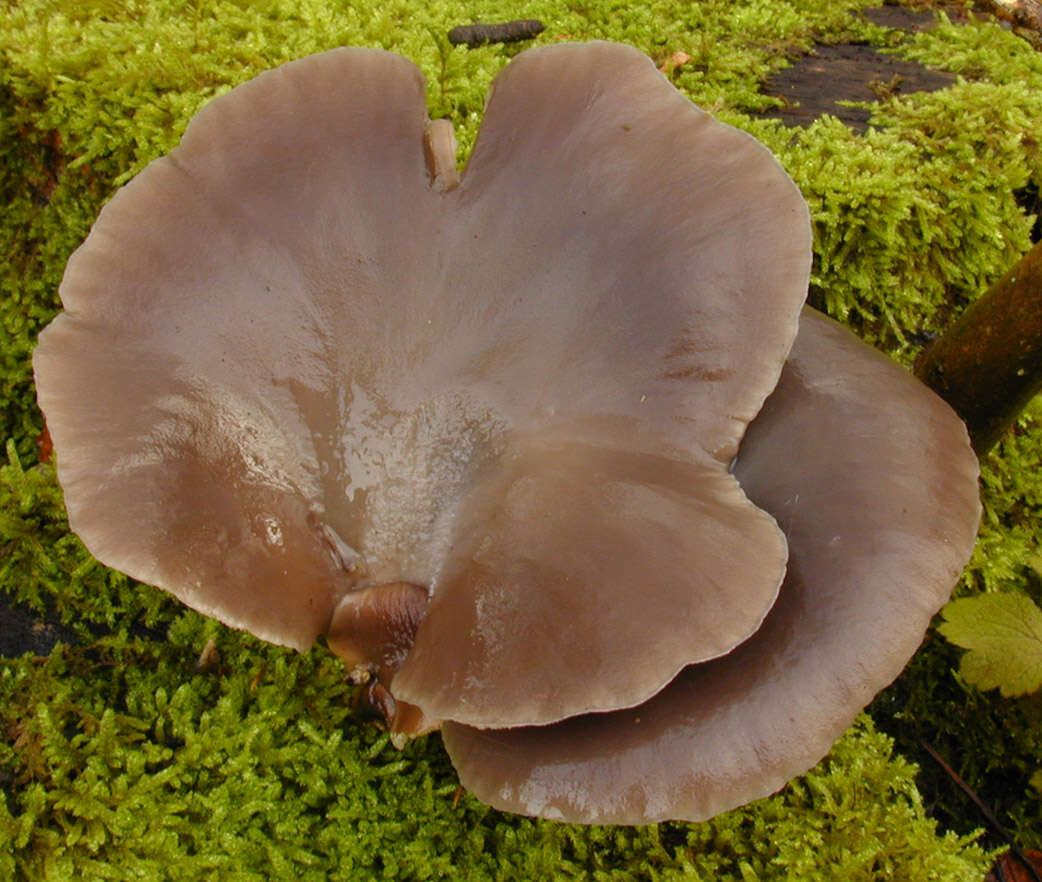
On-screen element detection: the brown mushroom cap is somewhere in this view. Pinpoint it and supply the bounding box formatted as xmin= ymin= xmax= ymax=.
xmin=390 ymin=41 xmax=812 ymax=727
xmin=34 ymin=48 xmax=438 ymax=651
xmin=34 ymin=42 xmax=812 ymax=729
xmin=441 ymin=307 xmax=981 ymax=824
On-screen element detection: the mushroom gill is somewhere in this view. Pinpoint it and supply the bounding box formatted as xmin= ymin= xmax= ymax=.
xmin=32 ymin=41 xmax=980 ymax=824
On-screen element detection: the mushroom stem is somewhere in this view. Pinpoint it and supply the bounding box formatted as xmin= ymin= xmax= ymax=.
xmin=325 ymin=581 xmax=429 ymax=676
xmin=915 ymin=239 xmax=1042 ymax=454
xmin=423 ymin=118 xmax=459 ymax=192
xmin=326 ymin=581 xmax=439 ymax=737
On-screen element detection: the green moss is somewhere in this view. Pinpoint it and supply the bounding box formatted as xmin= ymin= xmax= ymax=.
xmin=892 ymin=11 xmax=1042 ymax=82
xmin=4 ymin=0 xmax=1042 ymax=877
xmin=0 ymin=641 xmax=990 ymax=881
xmin=745 ymin=80 xmax=1041 ymax=356
xmin=0 ymin=442 xmax=177 ymax=639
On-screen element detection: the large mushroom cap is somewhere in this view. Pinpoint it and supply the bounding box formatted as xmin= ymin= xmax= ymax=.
xmin=32 ymin=41 xmax=980 ymax=825
xmin=34 ymin=42 xmax=811 ymax=730
xmin=442 ymin=307 xmax=981 ymax=824
xmin=34 ymin=47 xmax=437 ymax=651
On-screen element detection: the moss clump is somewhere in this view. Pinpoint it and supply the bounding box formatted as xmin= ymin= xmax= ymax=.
xmin=741 ymin=62 xmax=1042 ymax=356
xmin=0 ymin=636 xmax=989 ymax=882
xmin=4 ymin=0 xmax=1042 ymax=877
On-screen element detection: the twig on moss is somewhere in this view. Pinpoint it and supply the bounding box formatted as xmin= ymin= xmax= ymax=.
xmin=447 ymin=20 xmax=545 ymax=47
xmin=920 ymin=740 xmax=1042 ymax=882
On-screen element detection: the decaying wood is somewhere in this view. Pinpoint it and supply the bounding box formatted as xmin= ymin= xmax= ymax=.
xmin=975 ymin=0 xmax=1042 ymax=49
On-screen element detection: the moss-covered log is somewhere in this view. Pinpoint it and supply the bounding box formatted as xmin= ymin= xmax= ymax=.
xmin=916 ymin=240 xmax=1042 ymax=454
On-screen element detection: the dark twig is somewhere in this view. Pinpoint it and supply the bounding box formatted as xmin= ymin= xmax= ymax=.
xmin=448 ymin=20 xmax=545 ymax=47
xmin=920 ymin=740 xmax=1042 ymax=882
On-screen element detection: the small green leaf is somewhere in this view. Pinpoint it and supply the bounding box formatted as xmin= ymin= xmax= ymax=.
xmin=938 ymin=593 xmax=1042 ymax=697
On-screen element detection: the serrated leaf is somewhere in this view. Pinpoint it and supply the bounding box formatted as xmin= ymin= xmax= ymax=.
xmin=938 ymin=594 xmax=1042 ymax=698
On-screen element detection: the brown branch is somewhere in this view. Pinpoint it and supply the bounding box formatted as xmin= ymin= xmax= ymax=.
xmin=915 ymin=240 xmax=1042 ymax=455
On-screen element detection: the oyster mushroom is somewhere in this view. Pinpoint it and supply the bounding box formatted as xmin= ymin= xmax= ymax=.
xmin=443 ymin=307 xmax=981 ymax=823
xmin=32 ymin=41 xmax=980 ymax=824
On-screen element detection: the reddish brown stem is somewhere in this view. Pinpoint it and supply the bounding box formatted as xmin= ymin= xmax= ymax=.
xmin=916 ymin=240 xmax=1042 ymax=455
